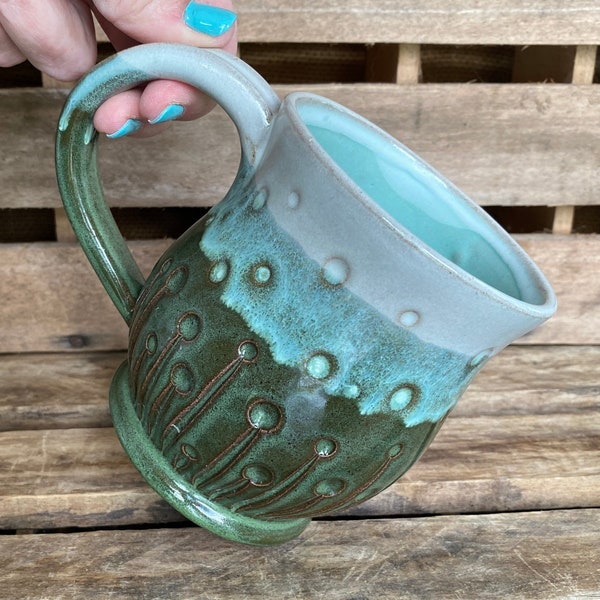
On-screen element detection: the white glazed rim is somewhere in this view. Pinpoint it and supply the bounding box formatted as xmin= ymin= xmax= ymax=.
xmin=283 ymin=92 xmax=557 ymax=321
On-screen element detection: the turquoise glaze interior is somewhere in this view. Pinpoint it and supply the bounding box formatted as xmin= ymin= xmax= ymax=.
xmin=296 ymin=101 xmax=544 ymax=305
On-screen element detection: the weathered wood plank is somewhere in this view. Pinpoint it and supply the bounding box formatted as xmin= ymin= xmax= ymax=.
xmin=0 ymin=241 xmax=168 ymax=353
xmin=0 ymin=353 xmax=115 ymax=431
xmin=3 ymin=84 xmax=600 ymax=210
xmin=234 ymin=1 xmax=600 ymax=45
xmin=1 ymin=510 xmax=598 ymax=599
xmin=2 ymin=345 xmax=597 ymax=430
xmin=2 ymin=345 xmax=598 ymax=529
xmin=0 ymin=235 xmax=594 ymax=353
xmin=90 ymin=1 xmax=600 ymax=45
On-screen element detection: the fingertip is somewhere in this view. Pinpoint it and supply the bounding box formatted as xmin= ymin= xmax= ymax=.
xmin=140 ymin=80 xmax=216 ymax=125
xmin=94 ymin=89 xmax=143 ymax=136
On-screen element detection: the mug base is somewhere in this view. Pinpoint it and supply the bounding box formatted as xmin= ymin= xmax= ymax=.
xmin=109 ymin=360 xmax=311 ymax=546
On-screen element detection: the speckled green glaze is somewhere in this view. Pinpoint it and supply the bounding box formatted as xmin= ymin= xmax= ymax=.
xmin=55 ymin=44 xmax=556 ymax=546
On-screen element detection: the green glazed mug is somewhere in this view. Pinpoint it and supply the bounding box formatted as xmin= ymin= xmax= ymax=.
xmin=56 ymin=43 xmax=556 ymax=545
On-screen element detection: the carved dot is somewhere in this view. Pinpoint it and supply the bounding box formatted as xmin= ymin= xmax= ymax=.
xmin=469 ymin=350 xmax=493 ymax=369
xmin=251 ymin=188 xmax=268 ymax=210
xmin=314 ymin=478 xmax=347 ymax=498
xmin=315 ymin=438 xmax=338 ymax=458
xmin=242 ymin=464 xmax=274 ymax=487
xmin=389 ymin=385 xmax=417 ymax=412
xmin=170 ymin=363 xmax=194 ymax=394
xmin=287 ymin=191 xmax=300 ymax=209
xmin=209 ymin=260 xmax=229 ymax=284
xmin=321 ymin=257 xmax=350 ymax=287
xmin=306 ymin=353 xmax=334 ymax=380
xmin=145 ymin=333 xmax=158 ymax=355
xmin=238 ymin=340 xmax=259 ymax=363
xmin=177 ymin=312 xmax=202 ymax=341
xmin=159 ymin=258 xmax=174 ymax=274
xmin=166 ymin=265 xmax=188 ymax=294
xmin=388 ymin=443 xmax=405 ymax=459
xmin=181 ymin=443 xmax=201 ymax=462
xmin=398 ymin=310 xmax=420 ymax=328
xmin=247 ymin=400 xmax=283 ymax=433
xmin=252 ymin=264 xmax=272 ymax=285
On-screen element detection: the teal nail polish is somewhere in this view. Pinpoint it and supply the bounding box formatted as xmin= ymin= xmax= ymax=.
xmin=184 ymin=2 xmax=237 ymax=37
xmin=107 ymin=119 xmax=142 ymax=139
xmin=149 ymin=104 xmax=185 ymax=125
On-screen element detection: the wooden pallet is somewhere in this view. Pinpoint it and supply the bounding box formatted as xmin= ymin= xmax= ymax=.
xmin=1 ymin=2 xmax=599 ymax=598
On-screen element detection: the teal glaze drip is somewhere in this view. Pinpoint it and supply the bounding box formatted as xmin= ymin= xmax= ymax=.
xmin=200 ymin=186 xmax=477 ymax=428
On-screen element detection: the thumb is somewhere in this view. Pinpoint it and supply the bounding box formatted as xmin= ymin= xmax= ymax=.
xmin=92 ymin=1 xmax=237 ymax=51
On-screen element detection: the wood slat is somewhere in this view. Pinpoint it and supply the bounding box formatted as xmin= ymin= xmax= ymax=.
xmin=90 ymin=1 xmax=600 ymax=46
xmin=0 ymin=234 xmax=594 ymax=353
xmin=1 ymin=346 xmax=598 ymax=530
xmin=234 ymin=1 xmax=600 ymax=45
xmin=1 ymin=509 xmax=599 ymax=599
xmin=2 ymin=344 xmax=597 ymax=430
xmin=3 ymin=84 xmax=600 ymax=210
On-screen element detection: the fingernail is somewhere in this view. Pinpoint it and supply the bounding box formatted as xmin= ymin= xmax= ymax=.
xmin=106 ymin=119 xmax=142 ymax=139
xmin=148 ymin=104 xmax=185 ymax=125
xmin=184 ymin=2 xmax=237 ymax=37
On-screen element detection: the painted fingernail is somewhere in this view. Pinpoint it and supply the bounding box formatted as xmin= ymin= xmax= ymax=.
xmin=184 ymin=2 xmax=237 ymax=37
xmin=106 ymin=119 xmax=142 ymax=139
xmin=148 ymin=104 xmax=185 ymax=125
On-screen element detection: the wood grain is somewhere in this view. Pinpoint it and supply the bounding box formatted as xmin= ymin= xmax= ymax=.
xmin=1 ymin=346 xmax=598 ymax=530
xmin=2 ymin=344 xmax=597 ymax=429
xmin=233 ymin=1 xmax=600 ymax=45
xmin=0 ymin=234 xmax=594 ymax=353
xmin=3 ymin=84 xmax=600 ymax=210
xmin=1 ymin=510 xmax=598 ymax=599
xmin=95 ymin=1 xmax=600 ymax=45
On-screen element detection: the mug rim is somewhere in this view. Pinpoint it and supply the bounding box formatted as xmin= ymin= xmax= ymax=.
xmin=282 ymin=91 xmax=556 ymax=321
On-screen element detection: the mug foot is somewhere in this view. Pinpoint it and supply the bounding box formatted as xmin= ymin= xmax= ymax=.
xmin=109 ymin=361 xmax=310 ymax=546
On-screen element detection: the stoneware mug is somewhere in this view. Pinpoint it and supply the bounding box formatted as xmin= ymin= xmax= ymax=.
xmin=56 ymin=43 xmax=556 ymax=546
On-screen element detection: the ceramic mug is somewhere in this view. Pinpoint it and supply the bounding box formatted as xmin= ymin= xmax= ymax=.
xmin=56 ymin=43 xmax=556 ymax=546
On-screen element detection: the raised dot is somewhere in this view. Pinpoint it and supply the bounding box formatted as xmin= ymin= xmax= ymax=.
xmin=389 ymin=385 xmax=417 ymax=411
xmin=315 ymin=438 xmax=338 ymax=458
xmin=251 ymin=188 xmax=268 ymax=210
xmin=170 ymin=363 xmax=194 ymax=394
xmin=287 ymin=191 xmax=300 ymax=209
xmin=398 ymin=310 xmax=420 ymax=328
xmin=342 ymin=384 xmax=360 ymax=399
xmin=252 ymin=264 xmax=272 ymax=285
xmin=389 ymin=444 xmax=405 ymax=459
xmin=145 ymin=332 xmax=158 ymax=355
xmin=166 ymin=265 xmax=188 ymax=294
xmin=306 ymin=353 xmax=334 ymax=380
xmin=321 ymin=257 xmax=350 ymax=287
xmin=209 ymin=260 xmax=229 ymax=284
xmin=177 ymin=312 xmax=202 ymax=341
xmin=247 ymin=399 xmax=283 ymax=433
xmin=242 ymin=464 xmax=274 ymax=487
xmin=238 ymin=340 xmax=259 ymax=363
xmin=314 ymin=478 xmax=346 ymax=497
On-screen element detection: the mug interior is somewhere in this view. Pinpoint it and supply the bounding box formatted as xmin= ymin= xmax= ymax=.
xmin=294 ymin=98 xmax=547 ymax=307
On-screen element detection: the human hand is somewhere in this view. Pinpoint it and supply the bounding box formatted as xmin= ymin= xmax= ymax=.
xmin=0 ymin=1 xmax=237 ymax=137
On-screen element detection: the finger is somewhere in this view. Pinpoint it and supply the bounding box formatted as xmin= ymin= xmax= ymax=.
xmin=0 ymin=0 xmax=96 ymax=81
xmin=93 ymin=1 xmax=237 ymax=50
xmin=0 ymin=22 xmax=26 ymax=67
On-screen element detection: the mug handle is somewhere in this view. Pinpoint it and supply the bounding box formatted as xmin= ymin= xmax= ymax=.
xmin=56 ymin=43 xmax=281 ymax=324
